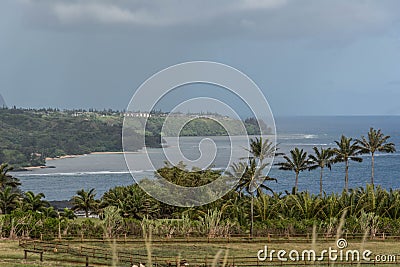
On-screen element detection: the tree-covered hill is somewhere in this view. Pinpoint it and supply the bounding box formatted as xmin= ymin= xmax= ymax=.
xmin=0 ymin=108 xmax=270 ymax=168
xmin=0 ymin=108 xmax=124 ymax=167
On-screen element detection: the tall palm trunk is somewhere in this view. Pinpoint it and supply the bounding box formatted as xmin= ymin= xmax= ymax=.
xmin=294 ymin=172 xmax=299 ymax=194
xmin=250 ymin=194 xmax=254 ymax=237
xmin=319 ymin=167 xmax=324 ymax=195
xmin=371 ymin=152 xmax=375 ymax=186
xmin=58 ymin=217 xmax=62 ymax=240
xmin=345 ymin=159 xmax=349 ymax=193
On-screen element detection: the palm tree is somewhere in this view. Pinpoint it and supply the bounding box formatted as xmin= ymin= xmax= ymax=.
xmin=287 ymin=191 xmax=324 ymax=220
xmin=60 ymin=208 xmax=76 ymax=220
xmin=23 ymin=191 xmax=49 ymax=212
xmin=357 ymin=128 xmax=396 ymax=186
xmin=277 ymin=148 xmax=310 ymax=194
xmin=72 ymin=188 xmax=97 ymax=217
xmin=57 ymin=208 xmax=76 ymax=238
xmin=333 ymin=135 xmax=362 ymax=192
xmin=254 ymin=192 xmax=283 ymax=221
xmin=234 ymin=160 xmax=276 ymax=195
xmin=0 ymin=186 xmax=20 ymax=214
xmin=244 ymin=137 xmax=278 ymax=194
xmin=229 ymin=137 xmax=277 ymax=237
xmin=308 ymin=147 xmax=334 ymax=195
xmin=0 ymin=163 xmax=21 ymax=190
xmin=232 ymin=159 xmax=276 ymax=237
xmin=102 ymin=184 xmax=159 ymax=219
xmin=246 ymin=137 xmax=277 ymax=237
xmin=246 ymin=136 xmax=276 ymax=163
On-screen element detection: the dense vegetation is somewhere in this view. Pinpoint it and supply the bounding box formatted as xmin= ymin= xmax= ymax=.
xmin=0 ymin=128 xmax=399 ymax=240
xmin=0 ymin=108 xmax=123 ymax=167
xmin=0 ymin=108 xmax=265 ymax=167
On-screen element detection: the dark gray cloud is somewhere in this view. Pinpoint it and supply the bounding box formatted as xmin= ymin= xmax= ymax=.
xmin=18 ymin=0 xmax=400 ymax=41
xmin=1 ymin=0 xmax=400 ymax=115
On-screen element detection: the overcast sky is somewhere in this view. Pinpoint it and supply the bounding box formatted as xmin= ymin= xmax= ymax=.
xmin=1 ymin=0 xmax=400 ymax=116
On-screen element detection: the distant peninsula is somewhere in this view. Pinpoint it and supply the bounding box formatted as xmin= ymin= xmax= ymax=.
xmin=0 ymin=108 xmax=270 ymax=168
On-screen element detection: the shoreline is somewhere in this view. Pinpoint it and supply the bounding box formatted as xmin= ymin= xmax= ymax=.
xmin=90 ymin=151 xmax=126 ymax=155
xmin=21 ymin=151 xmax=138 ymax=171
xmin=45 ymin=151 xmax=131 ymax=161
xmin=45 ymin=154 xmax=81 ymax=161
xmin=21 ymin=165 xmax=48 ymax=171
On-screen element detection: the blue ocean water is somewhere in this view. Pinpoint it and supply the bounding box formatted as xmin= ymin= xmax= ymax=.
xmin=13 ymin=116 xmax=400 ymax=200
xmin=271 ymin=116 xmax=400 ymax=194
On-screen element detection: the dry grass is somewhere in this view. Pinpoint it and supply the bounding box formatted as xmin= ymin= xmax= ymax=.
xmin=1 ymin=238 xmax=399 ymax=266
xmin=0 ymin=240 xmax=109 ymax=267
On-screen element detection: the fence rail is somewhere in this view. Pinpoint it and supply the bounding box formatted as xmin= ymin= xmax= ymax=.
xmin=29 ymin=232 xmax=400 ymax=243
xmin=18 ymin=239 xmax=400 ymax=266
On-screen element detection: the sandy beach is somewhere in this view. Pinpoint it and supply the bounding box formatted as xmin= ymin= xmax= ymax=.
xmin=45 ymin=151 xmax=140 ymax=161
xmin=23 ymin=166 xmax=47 ymax=170
xmin=45 ymin=155 xmax=81 ymax=161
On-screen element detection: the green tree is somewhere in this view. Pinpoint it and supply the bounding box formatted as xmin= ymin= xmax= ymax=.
xmin=22 ymin=191 xmax=49 ymax=212
xmin=72 ymin=188 xmax=97 ymax=217
xmin=253 ymin=192 xmax=283 ymax=221
xmin=277 ymin=148 xmax=309 ymax=194
xmin=102 ymin=184 xmax=159 ymax=219
xmin=333 ymin=135 xmax=362 ymax=192
xmin=357 ymin=128 xmax=396 ymax=186
xmin=60 ymin=208 xmax=76 ymax=220
xmin=103 ymin=206 xmax=123 ymax=238
xmin=308 ymin=147 xmax=334 ymax=195
xmin=231 ymin=137 xmax=277 ymax=237
xmin=155 ymin=161 xmax=222 ymax=188
xmin=0 ymin=163 xmax=21 ymax=190
xmin=0 ymin=186 xmax=20 ymax=214
xmin=246 ymin=137 xmax=276 ymax=163
xmin=286 ymin=191 xmax=324 ymax=220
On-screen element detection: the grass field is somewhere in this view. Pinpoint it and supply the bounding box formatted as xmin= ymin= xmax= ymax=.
xmin=1 ymin=237 xmax=400 ymax=267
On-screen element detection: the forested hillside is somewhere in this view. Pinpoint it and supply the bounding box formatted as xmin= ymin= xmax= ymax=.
xmin=0 ymin=108 xmax=269 ymax=167
xmin=0 ymin=108 xmax=124 ymax=167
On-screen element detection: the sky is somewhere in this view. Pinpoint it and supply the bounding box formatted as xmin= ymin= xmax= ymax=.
xmin=1 ymin=0 xmax=400 ymax=116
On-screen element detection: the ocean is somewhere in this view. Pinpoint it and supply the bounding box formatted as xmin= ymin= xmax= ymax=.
xmin=12 ymin=116 xmax=400 ymax=200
